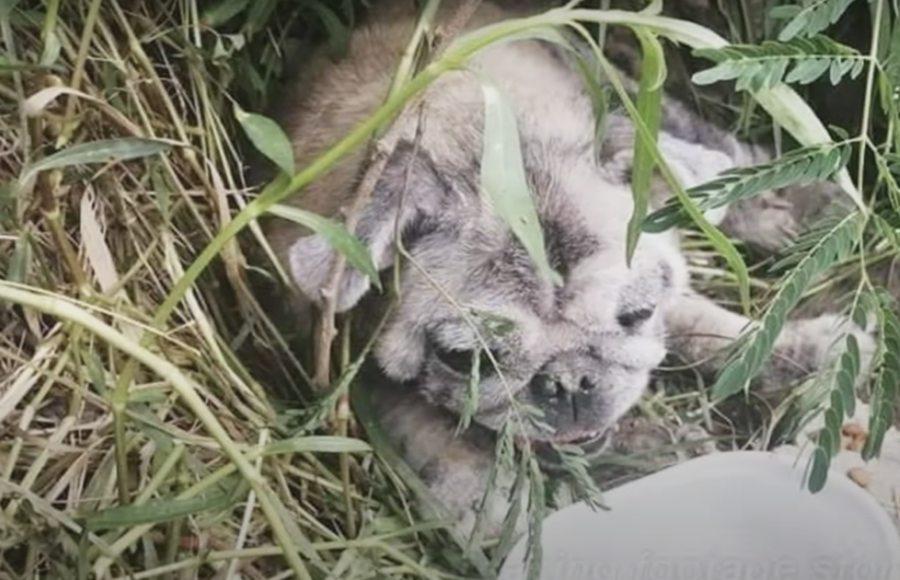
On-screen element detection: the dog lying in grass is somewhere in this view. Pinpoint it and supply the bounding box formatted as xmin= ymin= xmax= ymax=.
xmin=259 ymin=0 xmax=874 ymax=540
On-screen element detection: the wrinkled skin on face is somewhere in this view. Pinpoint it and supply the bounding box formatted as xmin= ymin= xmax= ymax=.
xmin=262 ymin=0 xmax=875 ymax=541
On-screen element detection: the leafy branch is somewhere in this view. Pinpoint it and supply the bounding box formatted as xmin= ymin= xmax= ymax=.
xmin=692 ymin=34 xmax=865 ymax=92
xmin=771 ymin=0 xmax=857 ymax=42
xmin=711 ymin=212 xmax=865 ymax=402
xmin=643 ymin=141 xmax=852 ymax=233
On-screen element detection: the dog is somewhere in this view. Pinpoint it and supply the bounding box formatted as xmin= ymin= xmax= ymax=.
xmin=258 ymin=0 xmax=875 ymax=540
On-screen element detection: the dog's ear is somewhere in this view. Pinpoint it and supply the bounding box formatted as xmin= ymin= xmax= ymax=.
xmin=287 ymin=143 xmax=447 ymax=312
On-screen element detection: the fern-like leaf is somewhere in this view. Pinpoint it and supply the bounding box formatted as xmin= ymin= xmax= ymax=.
xmin=804 ymin=333 xmax=863 ymax=493
xmin=692 ymin=35 xmax=863 ymax=93
xmin=643 ymin=142 xmax=851 ymax=234
xmin=769 ymin=213 xmax=849 ymax=272
xmin=881 ymin=18 xmax=900 ymax=95
xmin=772 ymin=0 xmax=857 ymax=42
xmin=711 ymin=212 xmax=864 ymax=402
xmin=863 ymin=289 xmax=900 ymax=461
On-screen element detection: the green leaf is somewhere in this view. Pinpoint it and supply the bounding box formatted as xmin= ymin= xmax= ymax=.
xmin=838 ymin=333 xmax=860 ymax=417
xmin=769 ymin=5 xmax=802 ymax=21
xmin=626 ymin=28 xmax=666 ymax=264
xmin=480 ymin=79 xmax=561 ymax=286
xmin=0 ymin=0 xmax=21 ymax=19
xmin=234 ymin=106 xmax=295 ymax=176
xmin=448 ymin=21 xmax=573 ymax=56
xmin=200 ymin=0 xmax=251 ymax=27
xmin=864 ymin=290 xmax=900 ymax=460
xmin=6 ymin=230 xmax=32 ymax=284
xmin=644 ymin=142 xmax=851 ymax=234
xmin=263 ymin=435 xmax=371 ymax=456
xmin=18 ymin=138 xmax=173 ymax=187
xmin=266 ymin=203 xmax=381 ymax=291
xmin=711 ymin=212 xmax=863 ymax=402
xmin=0 ymin=181 xmax=12 ymax=224
xmin=84 ymin=350 xmax=107 ymax=396
xmin=82 ymin=477 xmax=245 ymax=531
xmin=824 ymin=406 xmax=842 ymax=455
xmin=881 ymin=19 xmax=900 ymax=95
xmin=149 ymin=161 xmax=172 ymax=224
xmin=307 ymin=2 xmax=352 ymax=57
xmin=777 ymin=0 xmax=856 ymax=41
xmin=39 ymin=30 xmax=62 ymax=67
xmin=807 ymin=446 xmax=831 ymax=493
xmin=573 ymin=54 xmax=611 ymax=147
xmin=692 ymin=35 xmax=862 ymax=93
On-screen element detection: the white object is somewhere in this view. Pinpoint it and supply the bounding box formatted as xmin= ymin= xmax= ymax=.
xmin=773 ymin=399 xmax=900 ymax=533
xmin=498 ymin=451 xmax=900 ymax=580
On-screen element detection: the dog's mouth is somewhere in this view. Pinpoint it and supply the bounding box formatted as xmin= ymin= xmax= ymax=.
xmin=512 ymin=427 xmax=613 ymax=471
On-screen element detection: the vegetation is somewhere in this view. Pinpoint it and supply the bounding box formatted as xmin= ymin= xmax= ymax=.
xmin=1 ymin=0 xmax=899 ymax=578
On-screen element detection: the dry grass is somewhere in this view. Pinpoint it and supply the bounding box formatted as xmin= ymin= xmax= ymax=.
xmin=0 ymin=0 xmax=869 ymax=578
xmin=0 ymin=2 xmax=467 ymax=578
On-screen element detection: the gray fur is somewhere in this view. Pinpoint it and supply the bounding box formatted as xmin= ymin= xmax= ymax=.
xmin=260 ymin=0 xmax=875 ymax=542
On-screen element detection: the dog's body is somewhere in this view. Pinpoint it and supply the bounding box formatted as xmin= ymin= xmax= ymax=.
xmin=260 ymin=1 xmax=873 ymax=540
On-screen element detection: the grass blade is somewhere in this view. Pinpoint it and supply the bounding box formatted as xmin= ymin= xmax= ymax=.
xmin=626 ymin=28 xmax=666 ymax=263
xmin=480 ymin=78 xmax=561 ymax=286
xmin=83 ymin=477 xmax=246 ymax=532
xmin=18 ymin=138 xmax=174 ymax=187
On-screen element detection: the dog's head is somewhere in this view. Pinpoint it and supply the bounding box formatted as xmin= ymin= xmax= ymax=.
xmin=286 ymin=103 xmax=689 ymax=448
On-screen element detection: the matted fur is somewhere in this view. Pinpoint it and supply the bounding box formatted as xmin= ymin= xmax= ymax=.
xmin=259 ymin=0 xmax=874 ymax=540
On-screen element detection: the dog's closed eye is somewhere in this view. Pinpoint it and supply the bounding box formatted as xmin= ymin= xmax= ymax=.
xmin=431 ymin=341 xmax=501 ymax=377
xmin=433 ymin=344 xmax=476 ymax=375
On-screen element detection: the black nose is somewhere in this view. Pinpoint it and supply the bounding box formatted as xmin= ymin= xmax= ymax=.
xmin=529 ymin=373 xmax=597 ymax=401
xmin=529 ymin=373 xmax=598 ymax=426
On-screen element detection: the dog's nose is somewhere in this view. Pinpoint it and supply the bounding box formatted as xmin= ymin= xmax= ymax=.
xmin=529 ymin=372 xmax=596 ymax=401
xmin=528 ymin=371 xmax=598 ymax=426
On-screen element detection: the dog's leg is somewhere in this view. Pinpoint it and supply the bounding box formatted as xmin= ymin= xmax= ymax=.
xmin=663 ymin=290 xmax=875 ymax=403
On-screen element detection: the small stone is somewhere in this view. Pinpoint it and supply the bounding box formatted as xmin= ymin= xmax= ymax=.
xmin=847 ymin=467 xmax=871 ymax=489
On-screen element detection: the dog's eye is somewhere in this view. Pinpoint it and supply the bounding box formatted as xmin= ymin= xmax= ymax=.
xmin=617 ymin=306 xmax=655 ymax=329
xmin=433 ymin=344 xmax=480 ymax=375
xmin=432 ymin=343 xmax=501 ymax=377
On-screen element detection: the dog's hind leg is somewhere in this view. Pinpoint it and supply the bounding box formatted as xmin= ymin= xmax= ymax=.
xmin=663 ymin=290 xmax=875 ymax=405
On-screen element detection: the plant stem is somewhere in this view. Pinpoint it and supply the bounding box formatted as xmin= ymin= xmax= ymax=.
xmin=59 ymin=0 xmax=105 ymax=145
xmin=856 ymin=0 xmax=885 ymax=194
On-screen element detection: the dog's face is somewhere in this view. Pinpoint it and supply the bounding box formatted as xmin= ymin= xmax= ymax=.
xmin=288 ymin=126 xmax=690 ymax=447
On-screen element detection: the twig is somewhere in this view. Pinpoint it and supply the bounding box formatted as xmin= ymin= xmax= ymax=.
xmin=58 ymin=0 xmax=105 ymax=146
xmin=311 ymin=0 xmax=484 ymax=390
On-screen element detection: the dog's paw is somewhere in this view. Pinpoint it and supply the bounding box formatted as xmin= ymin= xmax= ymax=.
xmin=720 ymin=193 xmax=800 ymax=254
xmin=757 ymin=314 xmax=876 ymax=403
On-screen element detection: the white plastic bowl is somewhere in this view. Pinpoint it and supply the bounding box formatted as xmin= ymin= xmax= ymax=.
xmin=498 ymin=451 xmax=900 ymax=580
